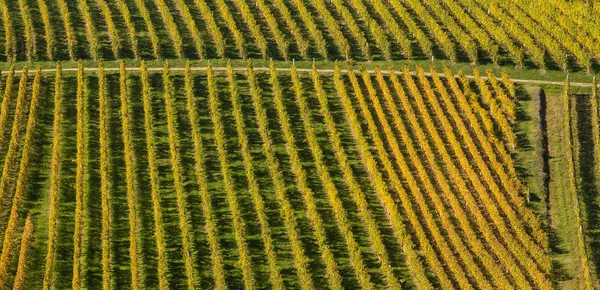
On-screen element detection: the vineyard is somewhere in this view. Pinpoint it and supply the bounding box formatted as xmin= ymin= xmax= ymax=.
xmin=0 ymin=58 xmax=558 ymax=289
xmin=0 ymin=0 xmax=599 ymax=289
xmin=0 ymin=0 xmax=596 ymax=71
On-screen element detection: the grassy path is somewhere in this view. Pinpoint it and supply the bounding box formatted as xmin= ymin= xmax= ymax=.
xmin=0 ymin=59 xmax=595 ymax=86
xmin=545 ymin=85 xmax=591 ymax=289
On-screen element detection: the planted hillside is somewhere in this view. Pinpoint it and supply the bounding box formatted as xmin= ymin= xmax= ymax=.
xmin=0 ymin=61 xmax=555 ymax=289
xmin=0 ymin=0 xmax=595 ymax=72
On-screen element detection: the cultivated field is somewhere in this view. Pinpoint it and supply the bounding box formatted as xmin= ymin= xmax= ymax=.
xmin=0 ymin=0 xmax=598 ymax=70
xmin=0 ymin=0 xmax=599 ymax=289
xmin=0 ymin=59 xmax=551 ymax=289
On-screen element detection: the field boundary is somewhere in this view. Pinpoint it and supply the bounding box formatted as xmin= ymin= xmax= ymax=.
xmin=0 ymin=65 xmax=593 ymax=87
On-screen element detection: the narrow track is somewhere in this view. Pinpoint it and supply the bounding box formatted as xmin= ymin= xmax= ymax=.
xmin=0 ymin=65 xmax=592 ymax=87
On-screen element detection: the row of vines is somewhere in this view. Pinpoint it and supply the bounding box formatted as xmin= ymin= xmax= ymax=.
xmin=0 ymin=0 xmax=595 ymax=71
xmin=0 ymin=61 xmax=548 ymax=289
